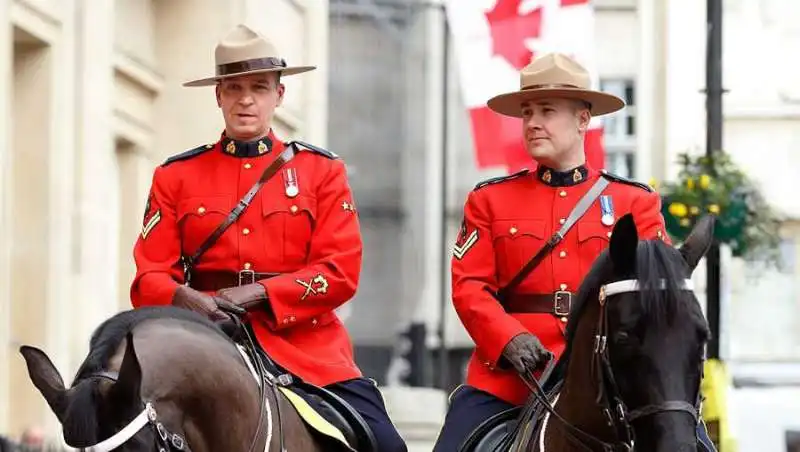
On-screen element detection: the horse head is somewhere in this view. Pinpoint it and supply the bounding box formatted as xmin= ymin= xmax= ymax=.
xmin=540 ymin=213 xmax=714 ymax=452
xmin=18 ymin=306 xmax=278 ymax=451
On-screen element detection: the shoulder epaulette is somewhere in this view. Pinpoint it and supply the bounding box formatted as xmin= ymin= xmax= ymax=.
xmin=473 ymin=169 xmax=530 ymax=191
xmin=600 ymin=169 xmax=653 ymax=192
xmin=161 ymin=144 xmax=214 ymax=167
xmin=290 ymin=140 xmax=339 ymax=159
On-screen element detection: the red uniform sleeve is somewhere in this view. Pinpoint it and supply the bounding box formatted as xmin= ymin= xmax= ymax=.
xmin=451 ymin=190 xmax=528 ymax=368
xmin=259 ymin=160 xmax=362 ymax=330
xmin=630 ymin=189 xmax=673 ymax=245
xmin=130 ymin=166 xmax=183 ymax=307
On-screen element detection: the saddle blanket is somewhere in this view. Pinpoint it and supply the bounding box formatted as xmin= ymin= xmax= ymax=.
xmin=235 ymin=345 xmax=356 ymax=451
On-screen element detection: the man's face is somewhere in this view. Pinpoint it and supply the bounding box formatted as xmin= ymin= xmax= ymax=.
xmin=216 ymin=72 xmax=284 ymax=141
xmin=521 ymin=97 xmax=591 ymax=167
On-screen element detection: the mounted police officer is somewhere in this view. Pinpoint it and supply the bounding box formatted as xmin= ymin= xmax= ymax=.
xmin=130 ymin=23 xmax=406 ymax=452
xmin=433 ymin=53 xmax=716 ymax=451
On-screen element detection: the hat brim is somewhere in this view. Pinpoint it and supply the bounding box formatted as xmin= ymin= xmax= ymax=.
xmin=182 ymin=65 xmax=317 ymax=87
xmin=486 ymin=87 xmax=625 ymax=117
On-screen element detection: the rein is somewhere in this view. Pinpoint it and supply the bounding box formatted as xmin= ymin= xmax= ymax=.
xmin=75 ymin=314 xmax=279 ymax=452
xmin=514 ymin=277 xmax=704 ymax=452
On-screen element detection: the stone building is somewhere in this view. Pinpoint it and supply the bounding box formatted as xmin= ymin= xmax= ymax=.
xmin=0 ymin=0 xmax=329 ymax=439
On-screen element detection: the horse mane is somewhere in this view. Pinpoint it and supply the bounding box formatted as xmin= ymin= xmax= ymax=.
xmin=545 ymin=239 xmax=691 ymax=388
xmin=62 ymin=306 xmax=229 ymax=445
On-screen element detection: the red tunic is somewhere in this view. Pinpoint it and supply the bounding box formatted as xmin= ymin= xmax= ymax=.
xmin=130 ymin=130 xmax=363 ymax=386
xmin=451 ymin=164 xmax=670 ymax=405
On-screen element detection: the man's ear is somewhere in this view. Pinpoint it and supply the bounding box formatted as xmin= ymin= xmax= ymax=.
xmin=215 ymin=84 xmax=222 ymax=108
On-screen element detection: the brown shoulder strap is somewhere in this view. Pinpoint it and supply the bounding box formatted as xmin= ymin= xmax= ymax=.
xmin=180 ymin=144 xmax=298 ymax=284
xmin=497 ymin=176 xmax=610 ymax=300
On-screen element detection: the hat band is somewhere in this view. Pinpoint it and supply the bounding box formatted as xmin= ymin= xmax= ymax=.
xmin=522 ymin=83 xmax=582 ymax=91
xmin=216 ymin=57 xmax=287 ymax=77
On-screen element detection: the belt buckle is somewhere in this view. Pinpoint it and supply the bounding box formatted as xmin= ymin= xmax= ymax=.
xmin=554 ymin=290 xmax=572 ymax=316
xmin=238 ymin=269 xmax=256 ymax=286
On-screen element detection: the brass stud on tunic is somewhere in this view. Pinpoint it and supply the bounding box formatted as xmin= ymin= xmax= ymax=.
xmin=542 ymin=170 xmax=552 ymax=184
xmin=226 ymin=141 xmax=236 ymax=154
xmin=573 ymin=168 xmax=583 ymax=182
xmin=258 ymin=140 xmax=268 ymax=154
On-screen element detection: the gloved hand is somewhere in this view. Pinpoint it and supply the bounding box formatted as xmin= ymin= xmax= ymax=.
xmin=172 ymin=285 xmax=229 ymax=322
xmin=500 ymin=333 xmax=553 ymax=376
xmin=215 ymin=283 xmax=268 ymax=314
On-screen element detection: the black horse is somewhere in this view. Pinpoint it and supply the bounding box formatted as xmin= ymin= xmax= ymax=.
xmin=469 ymin=213 xmax=716 ymax=451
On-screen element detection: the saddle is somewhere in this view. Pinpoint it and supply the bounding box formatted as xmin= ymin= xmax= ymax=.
xmin=229 ymin=322 xmax=378 ymax=452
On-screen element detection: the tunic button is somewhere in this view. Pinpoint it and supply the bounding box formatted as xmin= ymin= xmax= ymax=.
xmin=559 ymin=190 xmax=567 ymax=197
xmin=311 ymin=318 xmax=318 ymax=326
xmin=242 ymin=228 xmax=250 ymax=235
xmin=244 ymin=163 xmax=252 ymax=169
xmin=197 ymin=206 xmax=206 ymax=215
xmin=290 ymin=205 xmax=298 ymax=214
xmin=560 ymin=283 xmax=568 ymax=290
xmin=289 ymin=315 xmax=296 ymax=322
xmin=509 ymin=226 xmax=518 ymax=235
xmin=607 ymin=231 xmax=613 ymax=238
xmin=559 ymin=250 xmax=567 ymax=258
xmin=559 ymin=218 xmax=566 ymax=225
xmin=243 ymin=262 xmax=252 ymax=270
xmin=560 ymin=316 xmax=568 ymax=323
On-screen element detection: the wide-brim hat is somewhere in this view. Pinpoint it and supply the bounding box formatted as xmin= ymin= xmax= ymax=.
xmin=183 ymin=24 xmax=316 ymax=87
xmin=486 ymin=53 xmax=625 ymax=117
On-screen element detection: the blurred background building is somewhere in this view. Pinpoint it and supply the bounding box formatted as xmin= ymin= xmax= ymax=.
xmin=1 ymin=0 xmax=799 ymax=450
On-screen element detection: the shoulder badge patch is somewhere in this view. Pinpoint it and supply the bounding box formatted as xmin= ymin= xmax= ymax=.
xmin=599 ymin=170 xmax=653 ymax=192
xmin=290 ymin=140 xmax=339 ymax=159
xmin=141 ymin=191 xmax=161 ymax=239
xmin=473 ymin=169 xmax=530 ymax=191
xmin=453 ymin=219 xmax=479 ymax=260
xmin=161 ymin=143 xmax=215 ymax=167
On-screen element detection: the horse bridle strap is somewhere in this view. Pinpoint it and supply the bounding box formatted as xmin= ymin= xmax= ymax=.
xmin=599 ymin=278 xmax=694 ymax=300
xmin=79 ymin=401 xmax=188 ymax=452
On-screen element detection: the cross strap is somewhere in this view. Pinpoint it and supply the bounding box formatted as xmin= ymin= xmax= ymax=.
xmin=180 ymin=143 xmax=298 ymax=285
xmin=496 ymin=176 xmax=610 ymax=300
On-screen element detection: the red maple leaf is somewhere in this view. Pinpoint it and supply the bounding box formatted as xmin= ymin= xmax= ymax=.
xmin=485 ymin=0 xmax=543 ymax=70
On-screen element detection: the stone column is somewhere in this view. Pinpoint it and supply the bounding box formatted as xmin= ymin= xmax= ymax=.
xmin=72 ymin=0 xmax=117 ymax=371
xmin=0 ymin=0 xmax=12 ymax=433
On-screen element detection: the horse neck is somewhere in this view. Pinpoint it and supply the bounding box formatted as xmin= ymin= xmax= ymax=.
xmin=551 ymin=299 xmax=616 ymax=445
xmin=138 ymin=326 xmax=264 ymax=451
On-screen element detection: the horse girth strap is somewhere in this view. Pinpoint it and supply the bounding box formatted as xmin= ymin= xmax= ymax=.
xmin=497 ymin=176 xmax=610 ymax=300
xmin=181 ymin=144 xmax=298 ymax=282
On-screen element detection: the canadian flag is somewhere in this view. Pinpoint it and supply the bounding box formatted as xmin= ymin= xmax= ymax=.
xmin=445 ymin=0 xmax=605 ymax=173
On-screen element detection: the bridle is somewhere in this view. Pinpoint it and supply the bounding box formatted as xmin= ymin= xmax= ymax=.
xmin=72 ymin=315 xmax=281 ymax=452
xmin=517 ymin=277 xmax=705 ymax=452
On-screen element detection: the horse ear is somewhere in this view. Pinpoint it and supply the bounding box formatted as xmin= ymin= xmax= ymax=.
xmin=609 ymin=213 xmax=638 ymax=275
xmin=680 ymin=215 xmax=716 ymax=271
xmin=19 ymin=345 xmax=69 ymax=421
xmin=108 ymin=332 xmax=142 ymax=406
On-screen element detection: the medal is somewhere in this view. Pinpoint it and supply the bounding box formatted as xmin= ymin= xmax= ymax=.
xmin=600 ymin=195 xmax=615 ymax=226
xmin=284 ymin=168 xmax=299 ymax=198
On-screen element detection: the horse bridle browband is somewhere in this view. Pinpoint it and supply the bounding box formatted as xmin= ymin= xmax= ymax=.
xmin=74 ymin=315 xmax=277 ymax=452
xmin=518 ymin=277 xmax=704 ymax=452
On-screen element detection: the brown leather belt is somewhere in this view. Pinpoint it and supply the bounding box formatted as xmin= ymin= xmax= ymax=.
xmin=188 ymin=269 xmax=279 ymax=292
xmin=501 ymin=291 xmax=574 ymax=316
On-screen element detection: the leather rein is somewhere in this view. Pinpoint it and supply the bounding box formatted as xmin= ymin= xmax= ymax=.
xmin=519 ymin=277 xmax=705 ymax=452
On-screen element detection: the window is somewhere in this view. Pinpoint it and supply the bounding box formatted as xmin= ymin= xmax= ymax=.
xmin=599 ymin=78 xmax=637 ymax=178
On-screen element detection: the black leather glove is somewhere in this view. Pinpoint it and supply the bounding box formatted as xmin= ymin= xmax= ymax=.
xmin=500 ymin=333 xmax=553 ymax=376
xmin=172 ymin=285 xmax=229 ymax=322
xmin=215 ymin=283 xmax=268 ymax=313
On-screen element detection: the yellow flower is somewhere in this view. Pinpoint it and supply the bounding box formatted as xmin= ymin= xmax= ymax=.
xmin=699 ymin=174 xmax=712 ymax=189
xmin=680 ymin=218 xmax=691 ymax=227
xmin=669 ymin=202 xmax=688 ymax=218
xmin=686 ymin=178 xmax=695 ymax=190
xmin=708 ymin=204 xmax=720 ymax=214
xmin=690 ymin=206 xmax=700 ymax=215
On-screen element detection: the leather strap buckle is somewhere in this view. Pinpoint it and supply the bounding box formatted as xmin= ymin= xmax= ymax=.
xmin=238 ymin=269 xmax=256 ymax=286
xmin=554 ymin=291 xmax=572 ymax=316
